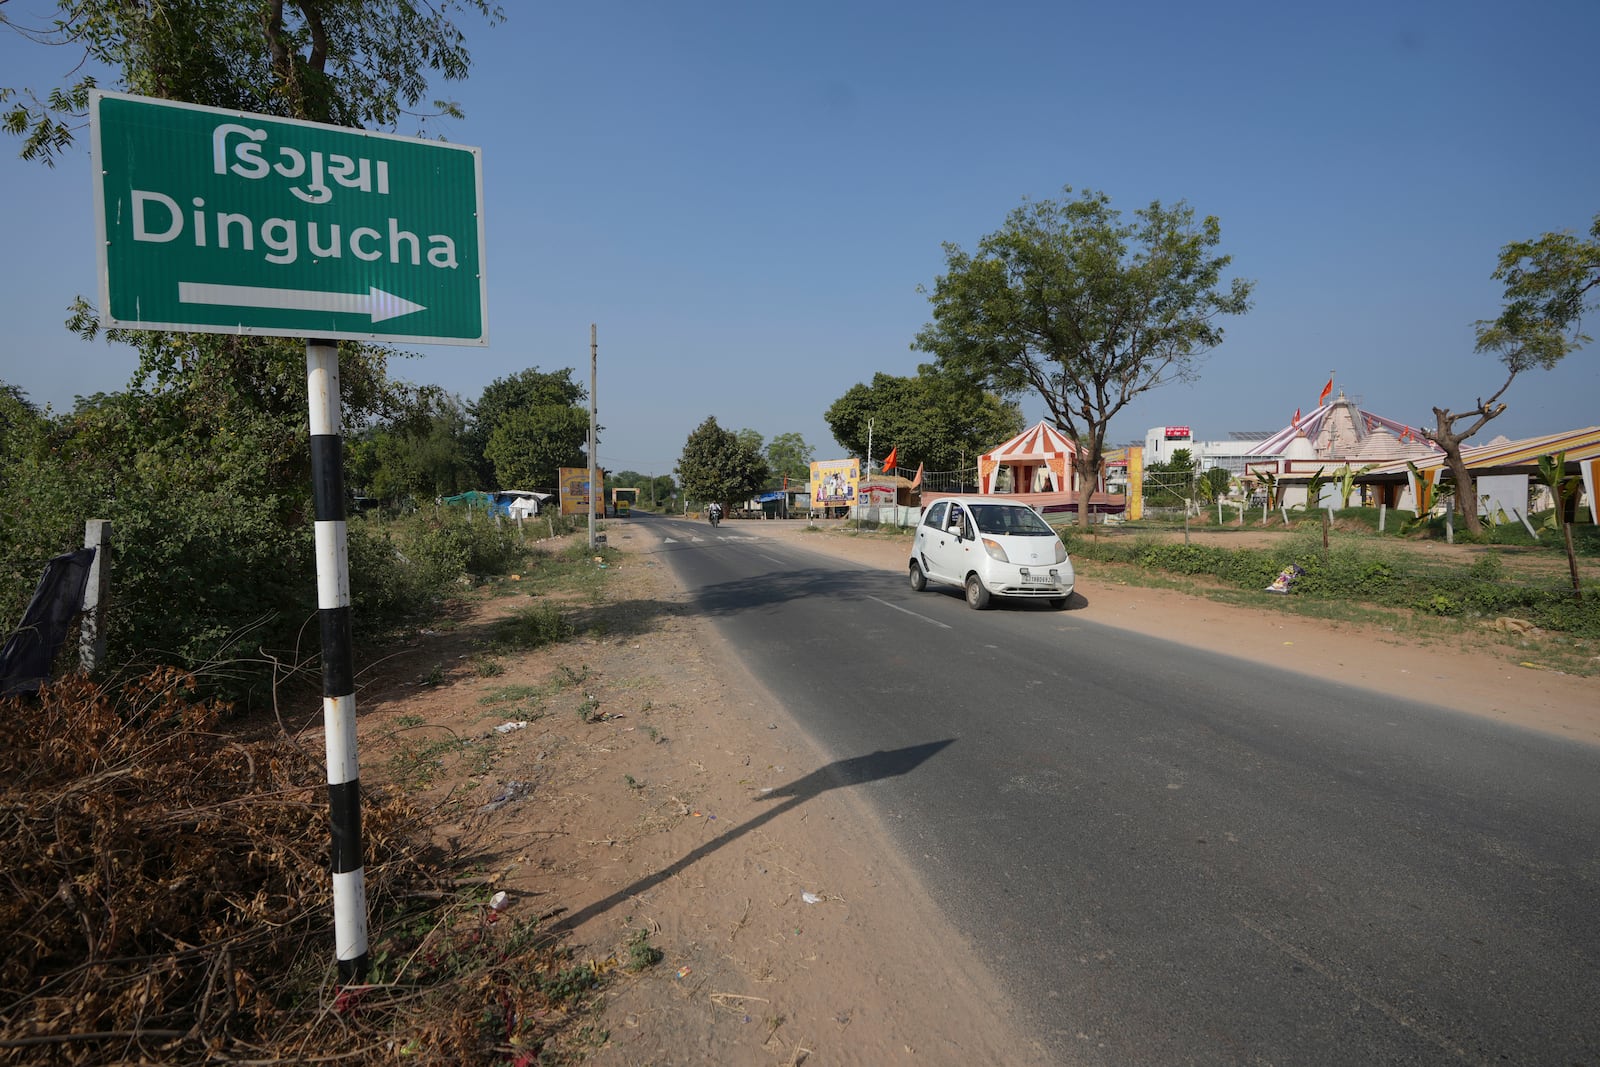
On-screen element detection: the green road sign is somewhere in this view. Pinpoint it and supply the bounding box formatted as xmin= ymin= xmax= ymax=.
xmin=90 ymin=90 xmax=487 ymax=345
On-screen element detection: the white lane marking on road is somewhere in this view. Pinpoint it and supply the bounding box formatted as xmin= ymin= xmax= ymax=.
xmin=868 ymin=596 xmax=952 ymax=629
xmin=662 ymin=538 xmax=677 ymax=543
xmin=760 ymin=555 xmax=785 ymax=565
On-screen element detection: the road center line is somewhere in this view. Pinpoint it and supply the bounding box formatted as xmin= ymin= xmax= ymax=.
xmin=868 ymin=595 xmax=952 ymax=629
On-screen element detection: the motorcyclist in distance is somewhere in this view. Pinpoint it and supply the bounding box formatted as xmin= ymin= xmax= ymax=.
xmin=707 ymin=501 xmax=723 ymax=527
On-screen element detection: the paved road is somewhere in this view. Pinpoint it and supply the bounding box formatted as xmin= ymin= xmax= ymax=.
xmin=647 ymin=514 xmax=1600 ymax=1066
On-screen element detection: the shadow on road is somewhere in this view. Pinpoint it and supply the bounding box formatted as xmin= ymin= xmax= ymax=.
xmin=689 ymin=566 xmax=895 ymax=617
xmin=901 ymin=584 xmax=1092 ymax=612
xmin=546 ymin=739 xmax=956 ymax=934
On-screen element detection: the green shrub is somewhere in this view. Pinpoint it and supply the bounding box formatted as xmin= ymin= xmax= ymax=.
xmin=1467 ymin=552 xmax=1505 ymax=581
xmin=1061 ymin=527 xmax=1600 ymax=636
xmin=488 ymin=603 xmax=575 ymax=652
xmin=399 ymin=512 xmax=522 ymax=581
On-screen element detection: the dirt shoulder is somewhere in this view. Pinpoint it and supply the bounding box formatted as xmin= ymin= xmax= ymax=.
xmin=350 ymin=516 xmax=1596 ymax=1066
xmin=353 ymin=521 xmax=1051 ymax=1066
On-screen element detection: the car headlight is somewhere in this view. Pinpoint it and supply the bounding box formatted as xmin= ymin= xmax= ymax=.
xmin=981 ymin=537 xmax=1009 ymax=562
xmin=1053 ymin=540 xmax=1068 ymax=564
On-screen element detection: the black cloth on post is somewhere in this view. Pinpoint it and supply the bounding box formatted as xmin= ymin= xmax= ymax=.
xmin=0 ymin=547 xmax=96 ymax=696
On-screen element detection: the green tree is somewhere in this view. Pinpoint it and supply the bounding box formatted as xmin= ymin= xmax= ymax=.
xmin=2 ymin=0 xmax=503 ymax=160
xmin=677 ymin=417 xmax=768 ymax=508
xmin=765 ymin=432 xmax=814 ymax=487
xmin=1200 ymin=466 xmax=1232 ymax=503
xmin=348 ymin=384 xmax=474 ymax=502
xmin=1142 ymin=451 xmax=1196 ymax=509
xmin=915 ymin=187 xmax=1253 ymax=526
xmin=735 ymin=428 xmax=765 ymax=458
xmin=1 ymin=1 xmax=501 ymax=700
xmin=1425 ymin=213 xmax=1600 ymax=534
xmin=468 ymin=368 xmax=587 ymax=487
xmin=824 ymin=370 xmax=1022 ymax=472
xmin=483 ymin=404 xmax=589 ymax=488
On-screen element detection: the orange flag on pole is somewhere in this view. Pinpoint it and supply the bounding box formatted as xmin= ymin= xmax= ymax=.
xmin=881 ymin=446 xmax=898 ymax=472
xmin=1292 ymin=408 xmax=1301 ymax=429
xmin=910 ymin=462 xmax=924 ymax=488
xmin=1318 ymin=375 xmax=1334 ymax=407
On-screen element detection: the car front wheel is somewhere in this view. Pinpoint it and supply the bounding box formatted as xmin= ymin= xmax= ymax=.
xmin=964 ymin=574 xmax=991 ymax=610
xmin=909 ymin=560 xmax=927 ymax=592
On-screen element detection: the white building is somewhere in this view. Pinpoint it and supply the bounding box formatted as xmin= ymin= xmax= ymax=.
xmin=1142 ymin=425 xmax=1274 ymax=476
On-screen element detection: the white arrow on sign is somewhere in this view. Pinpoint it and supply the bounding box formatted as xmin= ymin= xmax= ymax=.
xmin=178 ymin=281 xmax=426 ymax=323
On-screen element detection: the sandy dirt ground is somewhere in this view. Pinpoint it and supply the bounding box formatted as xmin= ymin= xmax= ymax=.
xmin=349 ymin=517 xmax=1597 ymax=1066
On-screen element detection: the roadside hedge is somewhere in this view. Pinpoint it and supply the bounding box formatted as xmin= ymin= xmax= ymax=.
xmin=1062 ymin=532 xmax=1600 ymax=637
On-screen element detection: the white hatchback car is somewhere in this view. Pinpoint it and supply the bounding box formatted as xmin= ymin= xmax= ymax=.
xmin=909 ymin=496 xmax=1075 ymax=609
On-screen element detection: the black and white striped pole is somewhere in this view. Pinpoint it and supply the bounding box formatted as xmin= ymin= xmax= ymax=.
xmin=307 ymin=340 xmax=369 ymax=982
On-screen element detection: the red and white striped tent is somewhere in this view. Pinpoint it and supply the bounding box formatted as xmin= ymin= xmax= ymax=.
xmin=978 ymin=420 xmax=1077 ymax=495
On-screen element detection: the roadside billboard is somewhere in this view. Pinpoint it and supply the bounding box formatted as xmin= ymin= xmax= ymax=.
xmin=558 ymin=467 xmax=602 ymax=517
xmin=808 ymin=459 xmax=859 ymax=507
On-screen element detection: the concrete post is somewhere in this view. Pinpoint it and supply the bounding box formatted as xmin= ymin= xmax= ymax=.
xmin=79 ymin=519 xmax=111 ymax=673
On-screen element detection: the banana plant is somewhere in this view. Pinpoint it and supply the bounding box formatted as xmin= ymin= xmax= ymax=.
xmin=1536 ymin=452 xmax=1584 ymax=601
xmin=1254 ymin=469 xmax=1276 ymax=502
xmin=1196 ymin=466 xmax=1232 ymax=504
xmin=1301 ymin=466 xmax=1328 ymax=512
xmin=1336 ymin=463 xmax=1375 ymax=509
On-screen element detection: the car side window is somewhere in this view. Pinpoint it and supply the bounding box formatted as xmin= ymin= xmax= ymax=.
xmin=947 ymin=506 xmax=966 ymax=538
xmin=924 ymin=502 xmax=947 ymax=529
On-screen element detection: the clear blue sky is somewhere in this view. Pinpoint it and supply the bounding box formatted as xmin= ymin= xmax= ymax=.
xmin=3 ymin=1 xmax=1597 ymax=479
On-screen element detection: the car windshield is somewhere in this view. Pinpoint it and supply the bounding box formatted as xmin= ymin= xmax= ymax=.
xmin=969 ymin=504 xmax=1055 ymax=536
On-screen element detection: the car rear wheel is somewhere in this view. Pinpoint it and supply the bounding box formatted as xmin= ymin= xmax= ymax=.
xmin=908 ymin=560 xmax=927 ymax=592
xmin=964 ymin=574 xmax=991 ymax=610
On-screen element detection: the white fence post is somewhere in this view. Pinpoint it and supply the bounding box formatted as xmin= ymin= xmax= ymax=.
xmin=79 ymin=519 xmax=111 ymax=673
xmin=1512 ymin=508 xmax=1539 ymax=540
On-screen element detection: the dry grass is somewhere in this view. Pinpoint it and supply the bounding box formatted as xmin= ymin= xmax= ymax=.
xmin=0 ymin=668 xmax=610 ymax=1065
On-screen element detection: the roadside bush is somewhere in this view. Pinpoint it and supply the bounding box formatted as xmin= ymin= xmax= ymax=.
xmin=1062 ymin=527 xmax=1600 ymax=636
xmin=346 ymin=516 xmax=430 ymax=630
xmin=1137 ymin=542 xmax=1221 ymax=575
xmin=1213 ymin=548 xmax=1282 ymax=589
xmin=381 ymin=510 xmax=525 ymax=586
xmin=1292 ymin=545 xmax=1402 ymax=598
xmin=487 ymin=602 xmax=575 ymax=652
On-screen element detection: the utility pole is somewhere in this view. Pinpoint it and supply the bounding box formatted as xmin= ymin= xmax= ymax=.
xmin=588 ymin=324 xmax=598 ymax=550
